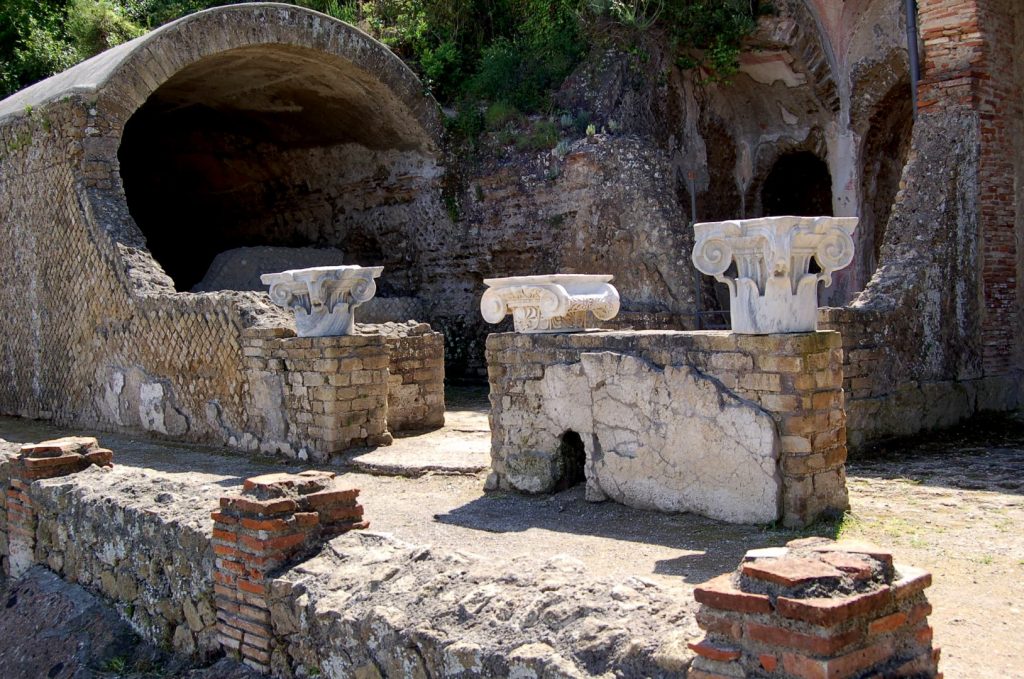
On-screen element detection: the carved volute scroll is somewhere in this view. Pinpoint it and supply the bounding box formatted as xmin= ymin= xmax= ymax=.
xmin=480 ymin=274 xmax=621 ymax=334
xmin=261 ymin=265 xmax=384 ymax=337
xmin=692 ymin=216 xmax=857 ymax=334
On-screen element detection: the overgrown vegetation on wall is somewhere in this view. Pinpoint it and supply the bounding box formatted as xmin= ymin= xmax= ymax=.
xmin=1 ymin=0 xmax=770 ymax=104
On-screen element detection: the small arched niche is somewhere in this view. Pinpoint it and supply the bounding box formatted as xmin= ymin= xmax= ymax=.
xmin=555 ymin=430 xmax=587 ymax=491
xmin=761 ymin=151 xmax=834 ymax=218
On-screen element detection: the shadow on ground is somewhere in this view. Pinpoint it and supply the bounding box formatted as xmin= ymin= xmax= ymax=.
xmin=432 ymin=484 xmax=842 ymax=583
xmin=847 ymin=412 xmax=1024 ymax=496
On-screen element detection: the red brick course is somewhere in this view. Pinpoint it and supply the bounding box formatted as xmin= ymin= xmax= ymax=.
xmin=211 ymin=470 xmax=368 ymax=674
xmin=2 ymin=437 xmax=114 ymax=578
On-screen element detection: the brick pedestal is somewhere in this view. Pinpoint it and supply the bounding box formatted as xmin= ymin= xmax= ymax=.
xmin=3 ymin=437 xmax=113 ymax=578
xmin=690 ymin=538 xmax=940 ymax=679
xmin=212 ymin=471 xmax=367 ymax=673
xmin=242 ymin=328 xmax=393 ymax=459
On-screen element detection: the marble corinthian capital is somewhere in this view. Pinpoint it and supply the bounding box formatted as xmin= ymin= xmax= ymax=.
xmin=260 ymin=265 xmax=383 ymax=337
xmin=692 ymin=216 xmax=858 ymax=334
xmin=481 ymin=274 xmax=621 ymax=333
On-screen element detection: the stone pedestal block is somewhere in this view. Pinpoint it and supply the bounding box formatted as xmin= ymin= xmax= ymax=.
xmin=241 ymin=329 xmax=392 ymax=460
xmin=486 ymin=330 xmax=848 ymax=527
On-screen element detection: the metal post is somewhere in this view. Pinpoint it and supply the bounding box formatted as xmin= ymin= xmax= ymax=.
xmin=688 ymin=170 xmax=702 ymax=330
xmin=905 ymin=0 xmax=921 ymax=119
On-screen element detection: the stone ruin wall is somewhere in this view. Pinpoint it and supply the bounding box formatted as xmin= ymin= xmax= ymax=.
xmin=0 ymin=0 xmax=1022 ymax=455
xmin=0 ymin=5 xmax=446 ymax=457
xmin=0 ymin=441 xmax=942 ymax=678
xmin=821 ymin=0 xmax=1024 ymax=448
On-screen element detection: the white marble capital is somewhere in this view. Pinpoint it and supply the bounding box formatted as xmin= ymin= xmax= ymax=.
xmin=261 ymin=265 xmax=383 ymax=337
xmin=481 ymin=274 xmax=620 ymax=334
xmin=692 ymin=216 xmax=857 ymax=334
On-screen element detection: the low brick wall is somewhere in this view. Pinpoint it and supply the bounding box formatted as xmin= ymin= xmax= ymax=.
xmin=486 ymin=330 xmax=848 ymax=527
xmin=384 ymin=333 xmax=445 ymax=432
xmin=241 ymin=329 xmax=392 ymax=459
xmin=690 ymin=538 xmax=939 ymax=678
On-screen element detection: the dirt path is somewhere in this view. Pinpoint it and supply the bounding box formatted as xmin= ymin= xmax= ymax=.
xmin=0 ymin=398 xmax=1021 ymax=678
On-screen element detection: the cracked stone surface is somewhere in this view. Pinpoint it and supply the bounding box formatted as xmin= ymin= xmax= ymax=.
xmin=581 ymin=353 xmax=780 ymax=523
xmin=501 ymin=352 xmax=781 ymax=523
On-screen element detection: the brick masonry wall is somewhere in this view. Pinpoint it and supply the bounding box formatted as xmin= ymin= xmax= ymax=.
xmin=240 ymin=329 xmax=392 ymax=460
xmin=384 ymin=333 xmax=445 ymax=432
xmin=689 ymin=538 xmax=939 ymax=679
xmin=822 ymin=1 xmax=1024 ymax=451
xmin=486 ymin=330 xmax=848 ymax=527
xmin=0 ymin=6 xmax=444 ymax=459
xmin=917 ymin=0 xmax=1022 ymax=377
xmin=211 ymin=471 xmax=367 ymax=674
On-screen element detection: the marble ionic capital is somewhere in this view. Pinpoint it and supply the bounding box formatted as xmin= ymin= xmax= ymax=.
xmin=260 ymin=265 xmax=383 ymax=337
xmin=480 ymin=275 xmax=621 ymax=333
xmin=692 ymin=216 xmax=858 ymax=334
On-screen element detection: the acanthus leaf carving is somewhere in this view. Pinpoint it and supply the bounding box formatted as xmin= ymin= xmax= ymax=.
xmin=692 ymin=216 xmax=858 ymax=334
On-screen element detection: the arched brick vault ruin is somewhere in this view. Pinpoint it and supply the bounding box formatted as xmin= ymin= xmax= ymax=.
xmin=0 ymin=4 xmax=445 ymax=453
xmin=1 ymin=0 xmax=1023 ymax=455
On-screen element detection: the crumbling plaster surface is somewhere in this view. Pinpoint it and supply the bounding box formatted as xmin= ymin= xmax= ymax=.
xmin=505 ymin=353 xmax=780 ymax=524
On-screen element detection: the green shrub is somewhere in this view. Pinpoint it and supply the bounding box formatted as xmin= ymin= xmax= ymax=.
xmin=663 ymin=0 xmax=773 ymax=82
xmin=66 ymin=0 xmax=143 ymax=56
xmin=484 ymin=101 xmax=520 ymax=129
xmin=516 ymin=119 xmax=559 ymax=152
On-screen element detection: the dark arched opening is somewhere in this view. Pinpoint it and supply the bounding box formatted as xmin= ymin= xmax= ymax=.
xmin=555 ymin=430 xmax=587 ymax=491
xmin=761 ymin=152 xmax=834 ymax=217
xmin=858 ymin=81 xmax=913 ymax=283
xmin=118 ymin=44 xmax=434 ymax=293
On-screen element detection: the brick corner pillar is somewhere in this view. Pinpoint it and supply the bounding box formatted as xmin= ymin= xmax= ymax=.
xmin=733 ymin=331 xmax=849 ymax=528
xmin=689 ymin=538 xmax=940 ymax=679
xmin=212 ymin=471 xmax=368 ymax=674
xmin=4 ymin=436 xmax=114 ymax=578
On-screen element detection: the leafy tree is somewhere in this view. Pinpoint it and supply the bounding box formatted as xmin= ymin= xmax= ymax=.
xmin=1 ymin=0 xmax=144 ymax=98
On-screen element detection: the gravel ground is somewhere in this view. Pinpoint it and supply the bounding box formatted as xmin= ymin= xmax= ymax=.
xmin=0 ymin=391 xmax=1021 ymax=678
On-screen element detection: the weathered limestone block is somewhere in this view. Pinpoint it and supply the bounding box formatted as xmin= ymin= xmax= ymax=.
xmin=265 ymin=531 xmax=702 ymax=678
xmin=497 ymin=352 xmax=779 ymax=523
xmin=583 ymin=353 xmax=780 ymax=523
xmin=480 ymin=274 xmax=620 ymax=333
xmin=692 ymin=216 xmax=857 ymax=334
xmin=261 ymin=265 xmax=383 ymax=337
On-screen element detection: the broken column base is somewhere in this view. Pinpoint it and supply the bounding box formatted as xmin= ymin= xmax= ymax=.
xmin=690 ymin=538 xmax=940 ymax=679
